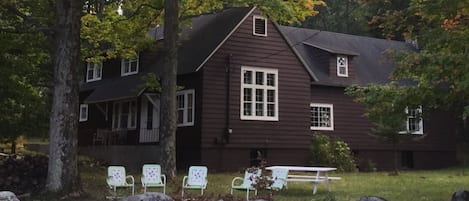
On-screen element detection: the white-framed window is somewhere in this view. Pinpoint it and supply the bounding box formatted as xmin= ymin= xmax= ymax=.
xmin=176 ymin=89 xmax=195 ymax=127
xmin=86 ymin=62 xmax=102 ymax=82
xmin=310 ymin=103 xmax=334 ymax=131
xmin=79 ymin=104 xmax=88 ymax=122
xmin=337 ymin=55 xmax=348 ymax=77
xmin=121 ymin=55 xmax=139 ymax=76
xmin=112 ymin=99 xmax=137 ymax=130
xmin=404 ymin=106 xmax=423 ymax=134
xmin=253 ymin=15 xmax=267 ymax=37
xmin=241 ymin=66 xmax=278 ymax=121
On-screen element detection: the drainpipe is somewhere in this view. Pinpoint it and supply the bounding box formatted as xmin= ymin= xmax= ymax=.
xmin=224 ymin=53 xmax=233 ymax=144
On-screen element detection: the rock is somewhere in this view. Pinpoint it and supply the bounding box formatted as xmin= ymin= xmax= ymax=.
xmin=120 ymin=192 xmax=173 ymax=201
xmin=452 ymin=189 xmax=469 ymax=201
xmin=358 ymin=196 xmax=387 ymax=201
xmin=0 ymin=191 xmax=20 ymax=201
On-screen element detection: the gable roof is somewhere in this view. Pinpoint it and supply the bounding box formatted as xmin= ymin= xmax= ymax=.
xmin=279 ymin=26 xmax=412 ymax=87
xmin=82 ymin=7 xmax=253 ymax=103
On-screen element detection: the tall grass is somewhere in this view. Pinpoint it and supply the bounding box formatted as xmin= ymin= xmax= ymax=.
xmin=77 ymin=166 xmax=469 ymax=201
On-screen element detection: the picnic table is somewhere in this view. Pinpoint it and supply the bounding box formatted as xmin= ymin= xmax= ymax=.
xmin=266 ymin=166 xmax=340 ymax=194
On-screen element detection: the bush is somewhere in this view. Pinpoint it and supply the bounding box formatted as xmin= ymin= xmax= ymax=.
xmin=310 ymin=133 xmax=357 ymax=172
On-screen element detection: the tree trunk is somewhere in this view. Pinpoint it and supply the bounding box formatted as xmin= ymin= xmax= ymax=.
xmin=159 ymin=0 xmax=179 ymax=179
xmin=46 ymin=0 xmax=81 ymax=194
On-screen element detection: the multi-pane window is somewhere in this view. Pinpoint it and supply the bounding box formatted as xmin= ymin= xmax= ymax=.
xmin=112 ymin=99 xmax=137 ymax=130
xmin=310 ymin=103 xmax=334 ymax=131
xmin=121 ymin=55 xmax=139 ymax=76
xmin=405 ymin=106 xmax=423 ymax=134
xmin=176 ymin=89 xmax=195 ymax=126
xmin=337 ymin=55 xmax=348 ymax=77
xmin=86 ymin=62 xmax=102 ymax=82
xmin=79 ymin=104 xmax=88 ymax=122
xmin=253 ymin=15 xmax=267 ymax=36
xmin=241 ymin=66 xmax=278 ymax=121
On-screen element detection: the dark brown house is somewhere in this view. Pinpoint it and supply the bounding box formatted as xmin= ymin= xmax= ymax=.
xmin=78 ymin=7 xmax=457 ymax=171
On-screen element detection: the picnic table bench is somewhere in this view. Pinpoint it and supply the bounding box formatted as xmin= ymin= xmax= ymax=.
xmin=266 ymin=166 xmax=340 ymax=194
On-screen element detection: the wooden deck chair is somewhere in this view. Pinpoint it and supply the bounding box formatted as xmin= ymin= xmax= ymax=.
xmin=230 ymin=168 xmax=261 ymax=200
xmin=106 ymin=166 xmax=135 ymax=196
xmin=267 ymin=168 xmax=289 ymax=191
xmin=182 ymin=166 xmax=208 ymax=197
xmin=141 ymin=164 xmax=166 ymax=194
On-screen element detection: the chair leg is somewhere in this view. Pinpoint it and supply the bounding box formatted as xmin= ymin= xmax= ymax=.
xmin=181 ymin=188 xmax=184 ymax=198
xmin=246 ymin=189 xmax=249 ymax=201
xmin=163 ymin=186 xmax=166 ymax=195
xmin=132 ymin=185 xmax=134 ymax=195
xmin=144 ymin=186 xmax=147 ymax=193
xmin=230 ymin=188 xmax=234 ymax=195
xmin=201 ymin=188 xmax=204 ymax=195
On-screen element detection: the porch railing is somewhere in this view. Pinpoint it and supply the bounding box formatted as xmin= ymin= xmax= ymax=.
xmin=139 ymin=128 xmax=159 ymax=143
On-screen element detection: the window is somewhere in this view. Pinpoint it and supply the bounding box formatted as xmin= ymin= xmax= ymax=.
xmin=112 ymin=99 xmax=137 ymax=130
xmin=404 ymin=106 xmax=423 ymax=134
xmin=79 ymin=104 xmax=88 ymax=122
xmin=176 ymin=89 xmax=195 ymax=127
xmin=121 ymin=55 xmax=139 ymax=76
xmin=310 ymin=103 xmax=334 ymax=131
xmin=337 ymin=55 xmax=348 ymax=77
xmin=86 ymin=62 xmax=102 ymax=82
xmin=241 ymin=66 xmax=278 ymax=121
xmin=253 ymin=15 xmax=267 ymax=37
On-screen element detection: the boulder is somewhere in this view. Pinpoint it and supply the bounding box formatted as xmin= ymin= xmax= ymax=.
xmin=452 ymin=189 xmax=469 ymax=201
xmin=359 ymin=196 xmax=387 ymax=201
xmin=0 ymin=191 xmax=19 ymax=201
xmin=120 ymin=192 xmax=173 ymax=201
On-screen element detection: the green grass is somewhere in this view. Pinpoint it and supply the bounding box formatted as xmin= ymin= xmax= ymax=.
xmin=73 ymin=166 xmax=469 ymax=201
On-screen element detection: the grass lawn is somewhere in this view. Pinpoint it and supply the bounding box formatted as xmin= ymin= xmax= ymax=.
xmin=62 ymin=165 xmax=469 ymax=201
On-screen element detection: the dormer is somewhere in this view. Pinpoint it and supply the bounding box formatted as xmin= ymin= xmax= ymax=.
xmin=121 ymin=54 xmax=139 ymax=76
xmin=253 ymin=15 xmax=267 ymax=37
xmin=302 ymin=42 xmax=358 ymax=79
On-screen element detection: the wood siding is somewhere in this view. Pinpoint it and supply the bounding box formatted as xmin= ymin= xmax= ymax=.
xmin=310 ymin=85 xmax=457 ymax=169
xmin=199 ymin=10 xmax=311 ymax=170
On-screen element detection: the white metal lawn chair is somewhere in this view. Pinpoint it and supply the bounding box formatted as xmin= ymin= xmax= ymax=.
xmin=267 ymin=168 xmax=289 ymax=191
xmin=106 ymin=166 xmax=135 ymax=196
xmin=182 ymin=166 xmax=208 ymax=197
xmin=141 ymin=164 xmax=166 ymax=194
xmin=230 ymin=168 xmax=262 ymax=200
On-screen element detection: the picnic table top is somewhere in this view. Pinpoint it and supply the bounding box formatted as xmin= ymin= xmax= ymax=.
xmin=265 ymin=166 xmax=337 ymax=172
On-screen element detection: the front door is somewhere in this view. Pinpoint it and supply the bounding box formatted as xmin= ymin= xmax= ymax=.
xmin=139 ymin=94 xmax=160 ymax=143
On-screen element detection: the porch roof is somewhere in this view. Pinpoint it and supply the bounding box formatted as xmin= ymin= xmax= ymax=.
xmin=83 ymin=75 xmax=143 ymax=104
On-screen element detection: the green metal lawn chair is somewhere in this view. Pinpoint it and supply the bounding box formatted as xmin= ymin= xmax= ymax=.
xmin=267 ymin=168 xmax=289 ymax=190
xmin=106 ymin=166 xmax=135 ymax=196
xmin=230 ymin=168 xmax=262 ymax=200
xmin=181 ymin=166 xmax=208 ymax=197
xmin=141 ymin=164 xmax=166 ymax=194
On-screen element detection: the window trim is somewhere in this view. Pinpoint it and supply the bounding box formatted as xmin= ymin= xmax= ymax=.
xmin=79 ymin=104 xmax=88 ymax=122
xmin=400 ymin=106 xmax=424 ymax=135
xmin=121 ymin=55 xmax=139 ymax=76
xmin=252 ymin=15 xmax=267 ymax=37
xmin=310 ymin=103 xmax=334 ymax=131
xmin=86 ymin=62 xmax=102 ymax=82
xmin=176 ymin=89 xmax=195 ymax=127
xmin=337 ymin=55 xmax=349 ymax=77
xmin=112 ymin=99 xmax=137 ymax=130
xmin=240 ymin=66 xmax=278 ymax=121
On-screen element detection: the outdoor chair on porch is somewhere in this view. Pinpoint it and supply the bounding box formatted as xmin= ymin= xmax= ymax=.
xmin=106 ymin=166 xmax=135 ymax=196
xmin=181 ymin=166 xmax=208 ymax=197
xmin=230 ymin=168 xmax=262 ymax=200
xmin=141 ymin=164 xmax=166 ymax=194
xmin=266 ymin=168 xmax=289 ymax=191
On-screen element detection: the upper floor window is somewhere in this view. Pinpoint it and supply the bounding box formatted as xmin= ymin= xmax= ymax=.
xmin=337 ymin=55 xmax=348 ymax=77
xmin=121 ymin=55 xmax=139 ymax=76
xmin=253 ymin=15 xmax=267 ymax=37
xmin=241 ymin=66 xmax=278 ymax=121
xmin=176 ymin=89 xmax=195 ymax=127
xmin=310 ymin=103 xmax=334 ymax=131
xmin=86 ymin=62 xmax=102 ymax=82
xmin=404 ymin=106 xmax=423 ymax=134
xmin=79 ymin=104 xmax=88 ymax=122
xmin=112 ymin=99 xmax=137 ymax=130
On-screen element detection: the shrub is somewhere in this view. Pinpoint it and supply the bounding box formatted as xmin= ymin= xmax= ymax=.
xmin=310 ymin=132 xmax=357 ymax=172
